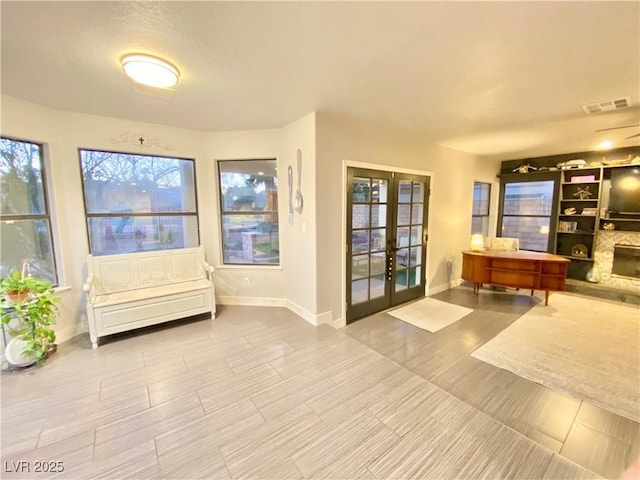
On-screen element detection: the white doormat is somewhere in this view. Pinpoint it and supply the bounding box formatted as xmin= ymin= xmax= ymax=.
xmin=387 ymin=298 xmax=473 ymax=333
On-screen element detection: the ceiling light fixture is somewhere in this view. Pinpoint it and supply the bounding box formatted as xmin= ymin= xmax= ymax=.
xmin=121 ymin=54 xmax=180 ymax=88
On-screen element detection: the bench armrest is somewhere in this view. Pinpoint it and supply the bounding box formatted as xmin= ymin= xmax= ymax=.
xmin=201 ymin=260 xmax=215 ymax=281
xmin=83 ymin=274 xmax=96 ymax=304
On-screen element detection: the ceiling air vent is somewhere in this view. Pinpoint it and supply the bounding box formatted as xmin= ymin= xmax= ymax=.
xmin=582 ymin=97 xmax=631 ymax=114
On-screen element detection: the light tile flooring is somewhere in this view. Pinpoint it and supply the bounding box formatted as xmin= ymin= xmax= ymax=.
xmin=1 ymin=285 xmax=638 ymax=479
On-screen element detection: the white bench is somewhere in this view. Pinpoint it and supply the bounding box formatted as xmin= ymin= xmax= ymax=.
xmin=83 ymin=246 xmax=215 ymax=349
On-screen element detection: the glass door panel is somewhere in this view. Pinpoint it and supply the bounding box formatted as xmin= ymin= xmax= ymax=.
xmin=347 ymin=169 xmax=393 ymax=320
xmin=393 ymin=175 xmax=427 ymax=303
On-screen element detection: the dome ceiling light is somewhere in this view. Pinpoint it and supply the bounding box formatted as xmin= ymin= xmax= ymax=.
xmin=121 ymin=53 xmax=180 ymax=89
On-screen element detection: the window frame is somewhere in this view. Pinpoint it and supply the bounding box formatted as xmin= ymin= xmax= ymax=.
xmin=497 ymin=172 xmax=560 ymax=252
xmin=471 ymin=181 xmax=491 ymax=237
xmin=217 ymin=158 xmax=280 ymax=266
xmin=0 ymin=135 xmax=59 ymax=285
xmin=78 ymin=148 xmax=200 ymax=255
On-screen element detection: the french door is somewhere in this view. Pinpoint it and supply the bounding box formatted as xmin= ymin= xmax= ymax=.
xmin=346 ymin=167 xmax=430 ymax=323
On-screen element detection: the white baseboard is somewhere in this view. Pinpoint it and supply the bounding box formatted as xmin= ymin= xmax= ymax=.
xmin=427 ymin=278 xmax=463 ymax=296
xmin=285 ymin=300 xmax=333 ymax=326
xmin=217 ymin=296 xmax=332 ymax=327
xmin=328 ymin=316 xmax=346 ymax=329
xmin=217 ymin=296 xmax=287 ymax=307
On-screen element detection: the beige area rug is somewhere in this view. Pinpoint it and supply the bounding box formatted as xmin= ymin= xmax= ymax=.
xmin=387 ymin=298 xmax=473 ymax=333
xmin=472 ymin=293 xmax=640 ymax=422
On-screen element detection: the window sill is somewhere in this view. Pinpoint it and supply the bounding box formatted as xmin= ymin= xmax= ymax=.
xmin=216 ymin=264 xmax=283 ymax=271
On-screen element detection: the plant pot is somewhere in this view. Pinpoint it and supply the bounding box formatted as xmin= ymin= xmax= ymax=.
xmin=5 ymin=337 xmax=37 ymax=367
xmin=44 ymin=343 xmax=58 ymax=359
xmin=6 ymin=291 xmax=29 ymax=303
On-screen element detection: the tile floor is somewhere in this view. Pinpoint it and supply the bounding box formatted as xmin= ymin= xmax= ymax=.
xmin=1 ymin=285 xmax=638 ymax=479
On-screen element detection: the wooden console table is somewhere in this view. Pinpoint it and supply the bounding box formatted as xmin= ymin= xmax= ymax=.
xmin=461 ymin=250 xmax=570 ymax=306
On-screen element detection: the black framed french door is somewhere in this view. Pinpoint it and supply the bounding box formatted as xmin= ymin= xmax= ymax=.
xmin=346 ymin=167 xmax=430 ymax=323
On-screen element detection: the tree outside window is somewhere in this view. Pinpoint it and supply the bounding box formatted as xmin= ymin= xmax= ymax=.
xmin=79 ymin=149 xmax=199 ymax=255
xmin=218 ymin=159 xmax=279 ymax=265
xmin=0 ymin=137 xmax=57 ymax=284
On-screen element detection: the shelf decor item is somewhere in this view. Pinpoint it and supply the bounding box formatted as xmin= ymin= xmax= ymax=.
xmin=571 ymin=243 xmax=588 ymax=258
xmin=571 ymin=175 xmax=596 ymax=183
xmin=559 ymin=221 xmax=578 ymax=233
xmin=603 ymin=222 xmax=615 ymax=231
xmin=573 ymin=186 xmax=592 ymax=200
xmin=581 ymin=208 xmax=597 ymax=216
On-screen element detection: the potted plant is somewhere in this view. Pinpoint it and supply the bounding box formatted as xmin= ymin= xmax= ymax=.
xmin=1 ymin=272 xmax=59 ymax=364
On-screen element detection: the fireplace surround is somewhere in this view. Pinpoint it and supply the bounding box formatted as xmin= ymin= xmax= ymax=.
xmin=612 ymin=244 xmax=640 ymax=279
xmin=593 ymin=231 xmax=640 ymax=291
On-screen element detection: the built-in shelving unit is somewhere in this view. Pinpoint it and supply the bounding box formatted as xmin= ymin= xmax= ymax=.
xmin=555 ymin=167 xmax=601 ymax=275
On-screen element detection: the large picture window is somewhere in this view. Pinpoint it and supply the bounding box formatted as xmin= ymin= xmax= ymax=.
xmin=79 ymin=149 xmax=199 ymax=255
xmin=1 ymin=137 xmax=58 ymax=284
xmin=471 ymin=182 xmax=491 ymax=237
xmin=499 ymin=178 xmax=558 ymax=252
xmin=218 ymin=159 xmax=279 ymax=265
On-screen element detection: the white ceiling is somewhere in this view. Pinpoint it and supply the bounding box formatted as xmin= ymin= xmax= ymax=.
xmin=2 ymin=1 xmax=639 ymax=160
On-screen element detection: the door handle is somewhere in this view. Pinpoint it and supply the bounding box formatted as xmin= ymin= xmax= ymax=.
xmin=386 ymin=239 xmax=395 ymax=281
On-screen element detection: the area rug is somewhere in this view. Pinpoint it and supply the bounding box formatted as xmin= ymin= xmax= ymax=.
xmin=387 ymin=298 xmax=473 ymax=333
xmin=472 ymin=293 xmax=640 ymax=422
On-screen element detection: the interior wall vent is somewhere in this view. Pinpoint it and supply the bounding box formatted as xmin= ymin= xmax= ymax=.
xmin=582 ymin=97 xmax=631 ymax=114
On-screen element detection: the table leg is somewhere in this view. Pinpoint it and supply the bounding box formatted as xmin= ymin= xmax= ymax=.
xmin=545 ymin=290 xmax=549 ymax=306
xmin=531 ymin=289 xmax=534 ymax=296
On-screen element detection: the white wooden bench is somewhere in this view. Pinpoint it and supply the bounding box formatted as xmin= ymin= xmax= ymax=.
xmin=83 ymin=246 xmax=215 ymax=348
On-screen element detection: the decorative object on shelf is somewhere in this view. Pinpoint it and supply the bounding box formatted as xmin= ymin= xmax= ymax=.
xmin=573 ymin=186 xmax=592 ymax=200
xmin=564 ymin=207 xmax=577 ymax=215
xmin=585 ymin=267 xmax=600 ymax=283
xmin=581 ymin=208 xmax=597 ymax=216
xmin=603 ymin=222 xmax=616 ymax=231
xmin=513 ymin=164 xmax=537 ymax=173
xmin=557 ymin=159 xmax=587 ymax=170
xmin=602 ymin=158 xmax=630 ymax=166
xmin=294 ymin=149 xmax=304 ymax=214
xmin=571 ymin=243 xmax=589 ymax=258
xmin=470 ymin=234 xmax=484 ymax=251
xmin=558 ymin=221 xmax=578 ymax=233
xmin=571 ymin=175 xmax=596 ymax=183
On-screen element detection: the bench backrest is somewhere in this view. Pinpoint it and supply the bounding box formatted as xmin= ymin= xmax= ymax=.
xmin=87 ymin=247 xmax=208 ymax=295
xmin=485 ymin=237 xmax=520 ymax=252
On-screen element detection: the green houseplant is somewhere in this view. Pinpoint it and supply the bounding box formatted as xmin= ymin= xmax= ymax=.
xmin=1 ymin=271 xmax=59 ymax=363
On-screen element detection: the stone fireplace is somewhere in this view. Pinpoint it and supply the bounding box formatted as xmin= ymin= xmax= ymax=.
xmin=593 ymin=231 xmax=640 ymax=291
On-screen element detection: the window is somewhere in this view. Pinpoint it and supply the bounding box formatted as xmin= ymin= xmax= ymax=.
xmin=218 ymin=159 xmax=279 ymax=265
xmin=1 ymin=137 xmax=57 ymax=284
xmin=79 ymin=149 xmax=199 ymax=255
xmin=499 ymin=179 xmax=558 ymax=251
xmin=471 ymin=182 xmax=490 ymax=237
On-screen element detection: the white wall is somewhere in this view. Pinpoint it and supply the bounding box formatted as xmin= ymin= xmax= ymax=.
xmin=1 ymin=96 xmax=502 ymax=344
xmin=316 ymin=113 xmax=502 ymax=324
xmin=280 ymin=113 xmax=322 ymax=323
